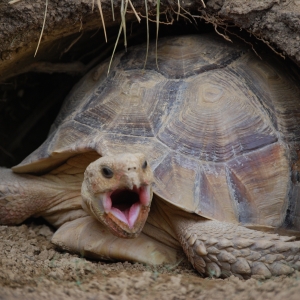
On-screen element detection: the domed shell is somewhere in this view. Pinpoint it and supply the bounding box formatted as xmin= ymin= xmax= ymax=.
xmin=13 ymin=34 xmax=300 ymax=230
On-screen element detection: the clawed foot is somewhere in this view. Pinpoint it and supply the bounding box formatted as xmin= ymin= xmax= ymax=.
xmin=180 ymin=220 xmax=300 ymax=279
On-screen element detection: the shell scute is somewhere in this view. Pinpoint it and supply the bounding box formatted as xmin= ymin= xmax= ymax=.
xmin=198 ymin=163 xmax=238 ymax=223
xmin=153 ymin=152 xmax=199 ymax=212
xmin=119 ymin=35 xmax=245 ymax=79
xmin=232 ymin=56 xmax=300 ymax=144
xmin=226 ymin=143 xmax=289 ymax=227
xmin=157 ymin=70 xmax=278 ymax=162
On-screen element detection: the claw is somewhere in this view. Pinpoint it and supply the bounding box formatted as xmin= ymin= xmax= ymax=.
xmin=194 ymin=240 xmax=207 ymax=256
xmin=194 ymin=256 xmax=206 ymax=273
xmin=206 ymin=262 xmax=221 ymax=278
xmin=188 ymin=233 xmax=197 ymax=246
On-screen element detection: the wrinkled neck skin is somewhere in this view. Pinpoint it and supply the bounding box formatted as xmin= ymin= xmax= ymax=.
xmin=81 ymin=153 xmax=154 ymax=238
xmin=144 ymin=194 xmax=215 ymax=254
xmin=145 ymin=195 xmax=203 ymax=246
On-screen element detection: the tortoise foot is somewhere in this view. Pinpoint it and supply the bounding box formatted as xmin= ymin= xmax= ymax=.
xmin=178 ymin=219 xmax=300 ymax=278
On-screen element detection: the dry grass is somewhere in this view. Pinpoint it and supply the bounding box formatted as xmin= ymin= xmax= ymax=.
xmin=9 ymin=0 xmax=163 ymax=72
xmin=34 ymin=0 xmax=48 ymax=57
xmin=8 ymin=0 xmax=287 ymax=68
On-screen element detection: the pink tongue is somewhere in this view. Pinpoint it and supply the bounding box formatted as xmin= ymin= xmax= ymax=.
xmin=110 ymin=202 xmax=141 ymax=228
xmin=128 ymin=202 xmax=141 ymax=227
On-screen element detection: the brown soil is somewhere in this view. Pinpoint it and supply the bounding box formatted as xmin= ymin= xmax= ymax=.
xmin=1 ymin=0 xmax=300 ymax=83
xmin=2 ymin=0 xmax=300 ymax=299
xmin=204 ymin=0 xmax=300 ymax=66
xmin=1 ymin=222 xmax=300 ymax=300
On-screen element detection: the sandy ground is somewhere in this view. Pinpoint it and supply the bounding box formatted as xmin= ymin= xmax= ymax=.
xmin=1 ymin=1 xmax=300 ymax=299
xmin=1 ymin=221 xmax=300 ymax=300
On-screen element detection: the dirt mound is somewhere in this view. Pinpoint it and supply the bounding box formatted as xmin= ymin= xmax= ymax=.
xmin=1 ymin=222 xmax=300 ymax=300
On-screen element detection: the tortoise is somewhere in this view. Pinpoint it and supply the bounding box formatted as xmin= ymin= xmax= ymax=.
xmin=1 ymin=34 xmax=300 ymax=279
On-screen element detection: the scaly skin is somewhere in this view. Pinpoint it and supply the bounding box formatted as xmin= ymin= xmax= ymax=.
xmin=0 ymin=168 xmax=66 ymax=225
xmin=172 ymin=216 xmax=300 ymax=278
xmin=150 ymin=199 xmax=300 ymax=279
xmin=0 ymin=159 xmax=85 ymax=227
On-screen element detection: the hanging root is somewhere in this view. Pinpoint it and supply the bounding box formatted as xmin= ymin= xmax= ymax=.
xmin=196 ymin=9 xmax=285 ymax=61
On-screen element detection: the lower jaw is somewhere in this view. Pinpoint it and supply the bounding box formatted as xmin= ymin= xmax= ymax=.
xmin=104 ymin=205 xmax=150 ymax=238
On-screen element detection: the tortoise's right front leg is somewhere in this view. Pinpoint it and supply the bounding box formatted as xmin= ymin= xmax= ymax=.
xmin=174 ymin=217 xmax=300 ymax=279
xmin=0 ymin=167 xmax=82 ymax=225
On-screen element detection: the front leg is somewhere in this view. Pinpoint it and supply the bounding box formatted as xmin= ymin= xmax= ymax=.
xmin=52 ymin=215 xmax=182 ymax=266
xmin=0 ymin=167 xmax=83 ymax=226
xmin=0 ymin=153 xmax=100 ymax=226
xmin=0 ymin=168 xmax=50 ymax=224
xmin=173 ymin=216 xmax=300 ymax=278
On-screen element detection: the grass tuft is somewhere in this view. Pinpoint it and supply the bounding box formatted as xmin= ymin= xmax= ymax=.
xmin=107 ymin=0 xmax=129 ymax=75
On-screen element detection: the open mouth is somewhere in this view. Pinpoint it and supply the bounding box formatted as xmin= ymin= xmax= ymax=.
xmin=102 ymin=186 xmax=151 ymax=228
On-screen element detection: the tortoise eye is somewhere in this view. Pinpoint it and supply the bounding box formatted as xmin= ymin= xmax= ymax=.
xmin=142 ymin=160 xmax=148 ymax=170
xmin=101 ymin=166 xmax=114 ymax=178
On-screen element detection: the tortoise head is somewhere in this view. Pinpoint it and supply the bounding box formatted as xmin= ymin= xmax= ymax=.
xmin=81 ymin=153 xmax=154 ymax=238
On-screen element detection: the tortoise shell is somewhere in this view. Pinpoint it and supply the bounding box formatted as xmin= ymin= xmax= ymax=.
xmin=13 ymin=34 xmax=300 ymax=231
